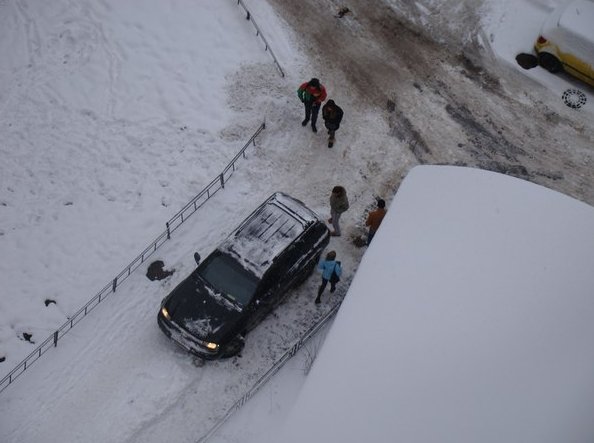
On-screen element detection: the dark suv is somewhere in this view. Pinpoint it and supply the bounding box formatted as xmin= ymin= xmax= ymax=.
xmin=157 ymin=192 xmax=330 ymax=360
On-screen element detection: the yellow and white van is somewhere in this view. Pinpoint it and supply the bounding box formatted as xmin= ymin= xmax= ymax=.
xmin=534 ymin=0 xmax=594 ymax=88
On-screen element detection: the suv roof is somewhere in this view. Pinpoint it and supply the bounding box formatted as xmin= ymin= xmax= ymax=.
xmin=218 ymin=192 xmax=322 ymax=277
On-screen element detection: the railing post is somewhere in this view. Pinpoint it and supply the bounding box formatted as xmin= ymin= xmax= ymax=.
xmin=235 ymin=1 xmax=284 ymax=79
xmin=112 ymin=277 xmax=117 ymax=293
xmin=54 ymin=331 xmax=59 ymax=347
xmin=220 ymin=173 xmax=225 ymax=189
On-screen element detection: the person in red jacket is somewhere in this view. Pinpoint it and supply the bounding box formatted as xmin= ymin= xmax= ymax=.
xmin=297 ymin=78 xmax=327 ymax=133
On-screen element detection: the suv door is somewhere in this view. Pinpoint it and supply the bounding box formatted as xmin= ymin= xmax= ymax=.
xmin=245 ymin=263 xmax=283 ymax=331
xmin=287 ymin=223 xmax=328 ymax=278
xmin=277 ymin=239 xmax=307 ymax=288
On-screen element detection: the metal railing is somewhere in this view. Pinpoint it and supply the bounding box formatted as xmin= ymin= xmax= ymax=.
xmin=0 ymin=122 xmax=266 ymax=394
xmin=197 ymin=299 xmax=343 ymax=443
xmin=235 ymin=0 xmax=285 ymax=77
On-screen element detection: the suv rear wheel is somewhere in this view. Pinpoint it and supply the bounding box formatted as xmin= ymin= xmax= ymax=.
xmin=538 ymin=52 xmax=563 ymax=73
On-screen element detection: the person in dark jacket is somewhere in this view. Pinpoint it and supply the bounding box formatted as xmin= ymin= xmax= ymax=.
xmin=315 ymin=250 xmax=342 ymax=304
xmin=322 ymin=99 xmax=344 ymax=148
xmin=328 ymin=185 xmax=349 ymax=237
xmin=297 ymin=78 xmax=327 ymax=133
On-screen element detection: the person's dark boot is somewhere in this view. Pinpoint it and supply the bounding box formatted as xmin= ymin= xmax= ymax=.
xmin=315 ymin=286 xmax=323 ymax=304
xmin=328 ymin=137 xmax=334 ymax=148
xmin=302 ymin=119 xmax=309 ymax=126
xmin=312 ymin=125 xmax=317 ymax=133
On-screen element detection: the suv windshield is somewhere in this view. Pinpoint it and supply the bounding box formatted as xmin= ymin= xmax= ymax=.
xmin=198 ymin=252 xmax=258 ymax=308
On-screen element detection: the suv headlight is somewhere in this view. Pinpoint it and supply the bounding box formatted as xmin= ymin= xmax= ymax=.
xmin=161 ymin=307 xmax=171 ymax=320
xmin=204 ymin=342 xmax=219 ymax=351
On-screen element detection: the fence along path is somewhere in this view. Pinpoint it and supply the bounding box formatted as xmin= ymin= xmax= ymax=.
xmin=2 ymin=0 xmax=285 ymax=396
xmin=235 ymin=0 xmax=285 ymax=77
xmin=0 ymin=123 xmax=265 ymax=394
xmin=196 ymin=299 xmax=343 ymax=442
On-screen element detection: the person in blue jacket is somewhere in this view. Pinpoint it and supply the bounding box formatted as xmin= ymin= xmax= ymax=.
xmin=315 ymin=250 xmax=342 ymax=304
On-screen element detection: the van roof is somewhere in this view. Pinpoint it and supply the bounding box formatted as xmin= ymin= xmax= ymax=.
xmin=558 ymin=0 xmax=594 ymax=43
xmin=218 ymin=193 xmax=320 ymax=277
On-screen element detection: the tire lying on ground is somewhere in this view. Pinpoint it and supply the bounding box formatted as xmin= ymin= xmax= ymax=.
xmin=515 ymin=53 xmax=538 ymax=70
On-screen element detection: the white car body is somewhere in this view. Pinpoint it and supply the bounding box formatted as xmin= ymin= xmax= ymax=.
xmin=535 ymin=0 xmax=594 ymax=86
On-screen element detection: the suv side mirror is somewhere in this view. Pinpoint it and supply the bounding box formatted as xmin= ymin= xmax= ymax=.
xmin=194 ymin=252 xmax=201 ymax=265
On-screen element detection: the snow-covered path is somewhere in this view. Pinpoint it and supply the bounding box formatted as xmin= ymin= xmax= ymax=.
xmin=2 ymin=0 xmax=594 ymax=442
xmin=266 ymin=0 xmax=594 ymax=206
xmin=0 ymin=1 xmax=370 ymax=441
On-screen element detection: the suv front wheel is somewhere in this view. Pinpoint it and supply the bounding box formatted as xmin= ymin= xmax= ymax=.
xmin=222 ymin=334 xmax=245 ymax=358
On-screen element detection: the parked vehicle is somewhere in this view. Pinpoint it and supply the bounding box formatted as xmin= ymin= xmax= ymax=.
xmin=157 ymin=192 xmax=330 ymax=360
xmin=534 ymin=0 xmax=594 ymax=87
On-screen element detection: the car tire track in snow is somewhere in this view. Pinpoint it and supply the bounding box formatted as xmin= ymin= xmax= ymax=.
xmin=84 ymin=0 xmax=123 ymax=118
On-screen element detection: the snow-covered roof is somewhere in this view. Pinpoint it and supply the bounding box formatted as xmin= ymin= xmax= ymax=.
xmin=278 ymin=165 xmax=594 ymax=443
xmin=218 ymin=192 xmax=320 ymax=277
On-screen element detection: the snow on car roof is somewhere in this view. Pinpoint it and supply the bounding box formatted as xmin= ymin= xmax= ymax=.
xmin=218 ymin=193 xmax=319 ymax=277
xmin=558 ymin=0 xmax=594 ymax=43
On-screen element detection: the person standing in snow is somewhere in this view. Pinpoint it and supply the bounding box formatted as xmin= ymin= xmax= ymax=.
xmin=365 ymin=198 xmax=387 ymax=245
xmin=315 ymin=250 xmax=342 ymax=304
xmin=297 ymin=78 xmax=327 ymax=133
xmin=328 ymin=185 xmax=349 ymax=237
xmin=322 ymin=99 xmax=344 ymax=148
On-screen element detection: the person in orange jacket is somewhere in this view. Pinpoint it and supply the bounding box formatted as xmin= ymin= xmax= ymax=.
xmin=297 ymin=78 xmax=327 ymax=133
xmin=365 ymin=199 xmax=387 ymax=245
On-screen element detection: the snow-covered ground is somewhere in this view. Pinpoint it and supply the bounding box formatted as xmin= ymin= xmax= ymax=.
xmin=1 ymin=0 xmax=593 ymax=442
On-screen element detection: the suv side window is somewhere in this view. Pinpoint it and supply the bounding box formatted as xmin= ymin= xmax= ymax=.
xmin=279 ymin=240 xmax=305 ymax=276
xmin=301 ymin=223 xmax=327 ymax=254
xmin=286 ymin=223 xmax=327 ymax=273
xmin=256 ymin=236 xmax=304 ymax=304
